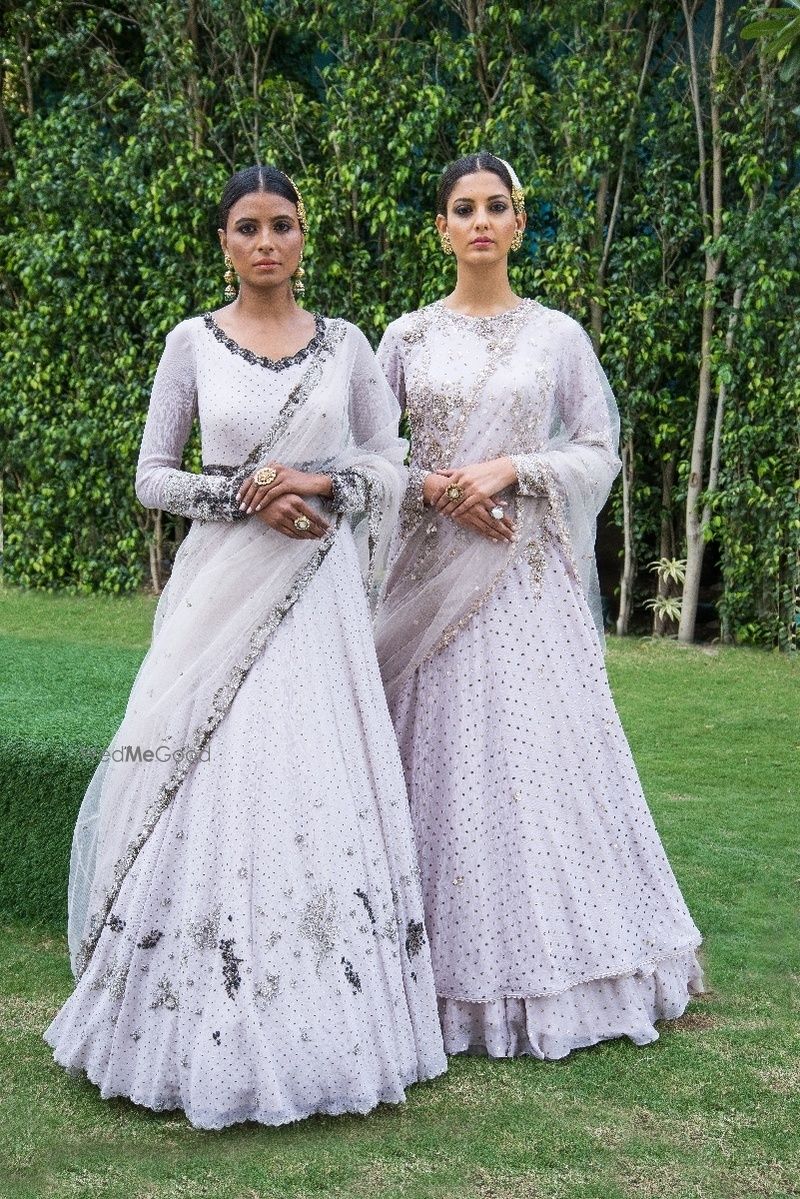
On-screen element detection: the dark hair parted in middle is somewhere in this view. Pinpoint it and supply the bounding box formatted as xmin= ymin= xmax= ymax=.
xmin=218 ymin=165 xmax=307 ymax=232
xmin=436 ymin=153 xmax=515 ymax=216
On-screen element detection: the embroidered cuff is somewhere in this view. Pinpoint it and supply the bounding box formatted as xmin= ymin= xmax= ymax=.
xmin=399 ymin=463 xmax=430 ymax=529
xmin=162 ymin=468 xmax=249 ymax=522
xmin=329 ymin=467 xmax=370 ymax=515
xmin=509 ymin=454 xmax=559 ymax=499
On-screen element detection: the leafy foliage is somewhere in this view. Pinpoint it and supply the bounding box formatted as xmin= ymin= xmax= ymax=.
xmin=0 ymin=0 xmax=797 ymax=643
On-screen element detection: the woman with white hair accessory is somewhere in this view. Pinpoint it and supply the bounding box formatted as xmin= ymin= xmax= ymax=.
xmin=374 ymin=152 xmax=704 ymax=1060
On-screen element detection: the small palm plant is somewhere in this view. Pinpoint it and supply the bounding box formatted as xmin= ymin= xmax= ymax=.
xmin=645 ymin=558 xmax=687 ymax=633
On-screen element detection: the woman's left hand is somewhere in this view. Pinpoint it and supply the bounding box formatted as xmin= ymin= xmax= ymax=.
xmin=436 ymin=457 xmax=518 ymax=518
xmin=236 ymin=463 xmax=333 ymax=515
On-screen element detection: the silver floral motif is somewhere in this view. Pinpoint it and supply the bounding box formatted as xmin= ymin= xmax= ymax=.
xmin=523 ymin=530 xmax=549 ymax=598
xmin=405 ymin=920 xmax=426 ymax=961
xmin=185 ymin=906 xmax=222 ymax=952
xmin=92 ymin=957 xmax=128 ymax=1001
xmin=354 ymin=888 xmax=377 ymax=926
xmin=254 ymin=975 xmax=280 ymax=1007
xmin=299 ymin=886 xmax=339 ymax=973
xmin=136 ymin=929 xmax=163 ymax=950
xmin=150 ymin=977 xmax=179 ymax=1011
xmin=342 ymin=957 xmax=362 ymax=993
xmin=219 ymin=938 xmax=244 ymax=1000
xmin=510 ymin=455 xmax=580 ymax=581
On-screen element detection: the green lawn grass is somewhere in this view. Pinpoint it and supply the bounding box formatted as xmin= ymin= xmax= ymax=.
xmin=1 ymin=583 xmax=798 ymax=1199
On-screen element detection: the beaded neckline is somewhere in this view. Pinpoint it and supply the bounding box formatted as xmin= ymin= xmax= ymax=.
xmin=434 ymin=297 xmax=538 ymax=328
xmin=202 ymin=310 xmax=326 ymax=371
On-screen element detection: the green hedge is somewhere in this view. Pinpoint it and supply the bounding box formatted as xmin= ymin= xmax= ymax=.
xmin=0 ymin=736 xmax=99 ymax=928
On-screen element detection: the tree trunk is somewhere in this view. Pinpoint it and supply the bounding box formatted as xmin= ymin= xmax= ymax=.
xmin=678 ymin=273 xmax=719 ymax=642
xmin=593 ymin=9 xmax=659 ymax=351
xmin=186 ymin=0 xmax=204 ymax=151
xmin=589 ymin=172 xmax=609 ymax=350
xmin=616 ymin=432 xmax=636 ymax=635
xmin=678 ymin=0 xmax=725 ymax=643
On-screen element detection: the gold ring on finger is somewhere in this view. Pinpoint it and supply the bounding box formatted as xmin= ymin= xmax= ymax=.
xmin=293 ymin=515 xmax=311 ymax=532
xmin=254 ymin=466 xmax=278 ymax=487
xmin=446 ymin=484 xmax=463 ymax=502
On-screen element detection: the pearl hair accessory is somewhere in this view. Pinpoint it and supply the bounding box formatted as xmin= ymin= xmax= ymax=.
xmin=496 ymin=157 xmax=526 ymax=214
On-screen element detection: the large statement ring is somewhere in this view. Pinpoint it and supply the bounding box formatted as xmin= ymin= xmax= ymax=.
xmin=254 ymin=466 xmax=278 ymax=487
xmin=293 ymin=515 xmax=311 ymax=532
xmin=490 ymin=506 xmax=504 ymax=520
xmin=446 ymin=484 xmax=464 ymax=502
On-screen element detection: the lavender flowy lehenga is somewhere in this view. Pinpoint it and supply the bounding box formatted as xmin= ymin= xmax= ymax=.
xmin=44 ymin=313 xmax=446 ymax=1128
xmin=374 ymin=298 xmax=704 ymax=1059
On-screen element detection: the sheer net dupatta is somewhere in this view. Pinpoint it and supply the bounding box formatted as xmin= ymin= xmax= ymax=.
xmin=374 ymin=312 xmax=621 ymax=708
xmin=68 ymin=321 xmax=406 ymax=978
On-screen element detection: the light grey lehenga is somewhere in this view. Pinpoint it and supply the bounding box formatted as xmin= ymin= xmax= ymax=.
xmin=44 ymin=311 xmax=446 ymax=1128
xmin=374 ymin=298 xmax=704 ymax=1059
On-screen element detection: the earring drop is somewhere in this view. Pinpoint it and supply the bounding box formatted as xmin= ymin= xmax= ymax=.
xmin=510 ymin=229 xmax=523 ymax=252
xmin=223 ymin=254 xmax=238 ymax=299
xmin=439 ymin=231 xmax=454 ymax=256
xmin=292 ymin=252 xmax=306 ymax=297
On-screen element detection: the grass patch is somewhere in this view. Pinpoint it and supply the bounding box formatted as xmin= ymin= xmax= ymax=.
xmin=1 ymin=584 xmax=799 ymax=1198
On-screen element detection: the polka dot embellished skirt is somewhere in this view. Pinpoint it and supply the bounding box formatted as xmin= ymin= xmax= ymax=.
xmin=391 ymin=545 xmax=704 ymax=1059
xmin=44 ymin=530 xmax=446 ymax=1128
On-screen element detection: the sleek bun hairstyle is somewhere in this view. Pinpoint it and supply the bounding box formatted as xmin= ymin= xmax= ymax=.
xmin=436 ymin=153 xmax=515 ymax=216
xmin=218 ymin=165 xmax=306 ymax=232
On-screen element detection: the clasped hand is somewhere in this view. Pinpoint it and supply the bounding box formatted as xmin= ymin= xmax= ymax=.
xmin=423 ymin=457 xmax=518 ymax=543
xmin=236 ymin=463 xmax=330 ymax=540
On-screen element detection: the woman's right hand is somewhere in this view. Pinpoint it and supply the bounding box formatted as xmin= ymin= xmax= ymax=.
xmin=423 ymin=472 xmax=515 ymax=544
xmin=254 ymin=494 xmax=329 ymax=539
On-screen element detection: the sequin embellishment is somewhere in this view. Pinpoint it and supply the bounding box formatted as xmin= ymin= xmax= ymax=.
xmin=219 ymin=938 xmax=244 ymax=999
xmin=299 ymin=886 xmax=339 ymax=973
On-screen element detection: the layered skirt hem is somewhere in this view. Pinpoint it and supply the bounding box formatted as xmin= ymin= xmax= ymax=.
xmin=438 ymin=946 xmax=704 ymax=1059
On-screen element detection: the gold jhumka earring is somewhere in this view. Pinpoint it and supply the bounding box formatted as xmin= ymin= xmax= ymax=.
xmin=510 ymin=229 xmax=524 ymax=252
xmin=223 ymin=254 xmax=238 ymax=299
xmin=292 ymin=253 xmax=306 ymax=297
xmin=439 ymin=230 xmax=454 ymax=256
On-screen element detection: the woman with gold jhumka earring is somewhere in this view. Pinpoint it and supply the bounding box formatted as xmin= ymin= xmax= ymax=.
xmin=374 ymin=152 xmax=704 ymax=1061
xmin=44 ymin=164 xmax=446 ymax=1128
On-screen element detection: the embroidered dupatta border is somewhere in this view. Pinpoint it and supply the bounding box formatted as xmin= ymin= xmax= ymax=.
xmin=76 ymin=322 xmax=348 ymax=978
xmin=413 ymin=474 xmax=578 ymax=675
